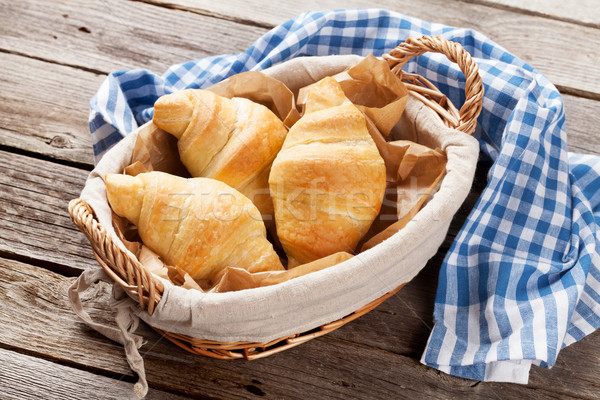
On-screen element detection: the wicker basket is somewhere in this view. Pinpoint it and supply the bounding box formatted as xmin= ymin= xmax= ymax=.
xmin=69 ymin=35 xmax=484 ymax=361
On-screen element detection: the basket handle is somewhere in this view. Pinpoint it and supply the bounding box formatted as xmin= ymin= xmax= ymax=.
xmin=384 ymin=35 xmax=484 ymax=135
xmin=68 ymin=198 xmax=162 ymax=314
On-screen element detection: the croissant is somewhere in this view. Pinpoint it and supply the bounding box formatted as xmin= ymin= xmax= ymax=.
xmin=269 ymin=77 xmax=386 ymax=266
xmin=152 ymin=89 xmax=288 ymax=221
xmin=105 ymin=171 xmax=284 ymax=281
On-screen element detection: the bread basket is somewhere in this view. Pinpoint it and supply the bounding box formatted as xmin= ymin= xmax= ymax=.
xmin=68 ymin=35 xmax=483 ymax=361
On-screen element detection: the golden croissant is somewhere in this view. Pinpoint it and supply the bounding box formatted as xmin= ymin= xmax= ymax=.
xmin=105 ymin=171 xmax=284 ymax=281
xmin=269 ymin=77 xmax=386 ymax=266
xmin=152 ymin=89 xmax=288 ymax=222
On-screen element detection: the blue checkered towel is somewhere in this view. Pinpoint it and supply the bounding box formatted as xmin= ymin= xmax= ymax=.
xmin=89 ymin=9 xmax=600 ymax=383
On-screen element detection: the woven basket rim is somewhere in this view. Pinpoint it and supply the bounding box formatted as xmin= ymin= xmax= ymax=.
xmin=69 ymin=35 xmax=484 ymax=360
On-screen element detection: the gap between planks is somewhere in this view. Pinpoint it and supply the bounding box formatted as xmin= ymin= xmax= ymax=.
xmin=0 ymin=346 xmax=188 ymax=400
xmin=0 ymin=47 xmax=107 ymax=76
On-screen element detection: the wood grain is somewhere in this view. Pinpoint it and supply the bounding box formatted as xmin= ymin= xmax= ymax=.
xmin=1 ymin=256 xmax=598 ymax=399
xmin=0 ymin=0 xmax=264 ymax=73
xmin=0 ymin=348 xmax=188 ymax=400
xmin=480 ymin=0 xmax=600 ymax=27
xmin=0 ymin=149 xmax=96 ymax=273
xmin=564 ymin=94 xmax=600 ymax=155
xmin=0 ymin=51 xmax=101 ymax=166
xmin=141 ymin=0 xmax=600 ymax=99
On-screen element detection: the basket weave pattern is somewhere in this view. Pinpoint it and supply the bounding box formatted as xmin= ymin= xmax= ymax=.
xmin=69 ymin=35 xmax=483 ymax=360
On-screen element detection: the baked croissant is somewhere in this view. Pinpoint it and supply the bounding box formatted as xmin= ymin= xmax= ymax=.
xmin=105 ymin=171 xmax=284 ymax=281
xmin=152 ymin=89 xmax=288 ymax=221
xmin=269 ymin=77 xmax=386 ymax=266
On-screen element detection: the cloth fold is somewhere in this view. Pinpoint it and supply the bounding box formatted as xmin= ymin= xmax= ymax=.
xmin=69 ymin=268 xmax=149 ymax=398
xmin=88 ymin=9 xmax=600 ymax=383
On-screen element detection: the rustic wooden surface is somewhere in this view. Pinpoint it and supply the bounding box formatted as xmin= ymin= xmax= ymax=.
xmin=1 ymin=0 xmax=599 ymax=398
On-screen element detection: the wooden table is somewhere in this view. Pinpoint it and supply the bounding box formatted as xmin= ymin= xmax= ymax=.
xmin=2 ymin=1 xmax=599 ymax=398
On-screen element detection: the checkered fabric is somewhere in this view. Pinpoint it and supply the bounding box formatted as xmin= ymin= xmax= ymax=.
xmin=89 ymin=9 xmax=600 ymax=383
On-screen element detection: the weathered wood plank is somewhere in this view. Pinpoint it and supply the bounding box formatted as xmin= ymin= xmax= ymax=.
xmin=0 ymin=52 xmax=101 ymax=166
xmin=480 ymin=0 xmax=600 ymax=27
xmin=1 ymin=256 xmax=599 ymax=399
xmin=0 ymin=149 xmax=96 ymax=273
xmin=564 ymin=94 xmax=600 ymax=155
xmin=141 ymin=0 xmax=600 ymax=99
xmin=0 ymin=0 xmax=265 ymax=73
xmin=0 ymin=347 xmax=187 ymax=400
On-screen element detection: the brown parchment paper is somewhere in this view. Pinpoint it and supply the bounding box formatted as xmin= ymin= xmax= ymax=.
xmin=126 ymin=122 xmax=190 ymax=177
xmin=298 ymin=54 xmax=408 ymax=136
xmin=112 ymin=56 xmax=447 ymax=293
xmin=361 ymin=141 xmax=447 ymax=251
xmin=209 ymin=70 xmax=301 ymax=128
